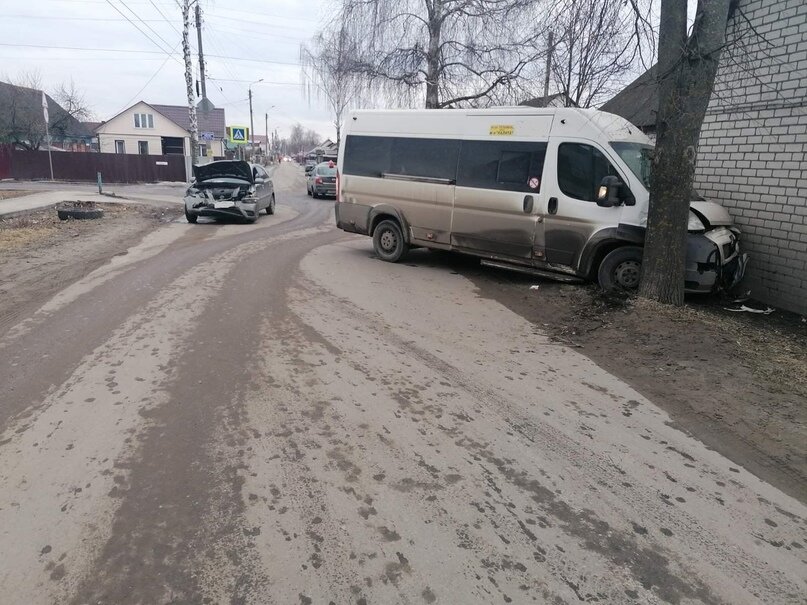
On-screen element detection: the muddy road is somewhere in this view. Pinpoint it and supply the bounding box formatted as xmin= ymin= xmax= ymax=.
xmin=1 ymin=164 xmax=805 ymax=604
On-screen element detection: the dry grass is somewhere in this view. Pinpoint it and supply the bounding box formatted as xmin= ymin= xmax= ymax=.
xmin=0 ymin=190 xmax=33 ymax=201
xmin=635 ymin=297 xmax=807 ymax=397
xmin=0 ymin=214 xmax=61 ymax=252
xmin=0 ymin=225 xmax=57 ymax=251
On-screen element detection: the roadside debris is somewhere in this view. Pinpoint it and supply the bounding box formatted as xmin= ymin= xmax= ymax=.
xmin=724 ymin=305 xmax=775 ymax=315
xmin=57 ymin=201 xmax=104 ymax=221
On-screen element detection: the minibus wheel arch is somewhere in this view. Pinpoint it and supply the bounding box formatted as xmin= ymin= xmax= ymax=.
xmin=369 ymin=207 xmax=410 ymax=243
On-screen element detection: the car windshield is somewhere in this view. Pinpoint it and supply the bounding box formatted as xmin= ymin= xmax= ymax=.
xmin=610 ymin=142 xmax=653 ymax=189
xmin=318 ymin=166 xmax=337 ymax=176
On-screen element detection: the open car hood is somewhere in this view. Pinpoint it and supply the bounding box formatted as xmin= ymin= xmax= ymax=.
xmin=689 ymin=201 xmax=733 ymax=228
xmin=193 ymin=160 xmax=253 ymax=183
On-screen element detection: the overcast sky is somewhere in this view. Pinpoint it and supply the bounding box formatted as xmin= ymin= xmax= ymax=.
xmin=1 ymin=0 xmax=697 ymax=142
xmin=0 ymin=0 xmax=338 ymax=140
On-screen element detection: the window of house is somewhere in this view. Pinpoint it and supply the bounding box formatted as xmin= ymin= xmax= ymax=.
xmin=198 ymin=144 xmax=207 ymax=157
xmin=134 ymin=113 xmax=154 ymax=129
xmin=115 ymin=140 xmax=125 ymax=154
xmin=557 ymin=143 xmax=619 ymax=202
xmin=138 ymin=141 xmax=148 ymax=155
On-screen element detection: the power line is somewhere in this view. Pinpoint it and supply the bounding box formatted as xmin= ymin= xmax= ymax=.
xmin=0 ymin=42 xmax=301 ymax=66
xmin=117 ymin=0 xmax=178 ymax=54
xmin=208 ymin=77 xmax=301 ymax=86
xmin=116 ymin=41 xmax=181 ymax=113
xmin=203 ymin=13 xmax=310 ymax=34
xmin=103 ymin=0 xmax=175 ymax=56
xmin=148 ymin=0 xmax=182 ymax=36
xmin=208 ymin=22 xmax=310 ymax=43
xmin=4 ymin=14 xmax=175 ymax=21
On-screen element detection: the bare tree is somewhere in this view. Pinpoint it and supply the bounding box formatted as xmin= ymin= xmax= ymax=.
xmin=285 ymin=123 xmax=324 ymax=156
xmin=337 ymin=0 xmax=549 ymax=109
xmin=51 ymin=79 xmax=92 ymax=135
xmin=0 ymin=72 xmax=92 ymax=150
xmin=0 ymin=71 xmax=45 ymax=150
xmin=301 ymin=22 xmax=365 ymax=146
xmin=546 ymin=0 xmax=654 ymax=107
xmin=638 ymin=0 xmax=735 ymax=305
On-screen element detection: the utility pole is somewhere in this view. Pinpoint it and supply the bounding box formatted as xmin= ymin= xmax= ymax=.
xmin=249 ymin=88 xmax=254 ymax=160
xmin=181 ymin=0 xmax=198 ymax=166
xmin=195 ymin=3 xmax=207 ymax=104
xmin=543 ymin=30 xmax=554 ymax=100
xmin=265 ymin=112 xmax=268 ymax=159
xmin=248 ymin=79 xmax=263 ymax=161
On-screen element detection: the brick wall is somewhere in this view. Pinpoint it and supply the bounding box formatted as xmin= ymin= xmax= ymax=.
xmin=693 ymin=0 xmax=807 ymax=315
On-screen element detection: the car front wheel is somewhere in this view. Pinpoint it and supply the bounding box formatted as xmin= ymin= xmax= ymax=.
xmin=598 ymin=246 xmax=643 ymax=291
xmin=373 ymin=219 xmax=409 ymax=262
xmin=185 ymin=208 xmax=198 ymax=224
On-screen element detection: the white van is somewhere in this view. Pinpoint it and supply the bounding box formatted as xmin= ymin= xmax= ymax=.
xmin=335 ymin=108 xmax=747 ymax=292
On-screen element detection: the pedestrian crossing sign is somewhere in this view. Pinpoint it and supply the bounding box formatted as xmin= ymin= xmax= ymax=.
xmin=229 ymin=126 xmax=248 ymax=144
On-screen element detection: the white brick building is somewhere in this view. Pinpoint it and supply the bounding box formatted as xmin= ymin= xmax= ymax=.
xmin=603 ymin=0 xmax=806 ymax=314
xmin=694 ymin=0 xmax=806 ymax=315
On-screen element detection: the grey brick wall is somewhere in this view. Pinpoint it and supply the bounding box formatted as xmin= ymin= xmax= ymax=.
xmin=693 ymin=0 xmax=807 ymax=315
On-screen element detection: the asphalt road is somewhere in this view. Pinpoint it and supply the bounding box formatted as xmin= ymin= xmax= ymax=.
xmin=1 ymin=164 xmax=805 ymax=604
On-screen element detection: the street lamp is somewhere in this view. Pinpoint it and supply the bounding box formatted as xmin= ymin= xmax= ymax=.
xmin=264 ymin=105 xmax=277 ymax=160
xmin=248 ymin=78 xmax=263 ymax=157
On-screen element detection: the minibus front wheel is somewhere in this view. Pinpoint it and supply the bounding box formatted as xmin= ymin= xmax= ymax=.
xmin=598 ymin=246 xmax=643 ymax=291
xmin=373 ymin=219 xmax=409 ymax=262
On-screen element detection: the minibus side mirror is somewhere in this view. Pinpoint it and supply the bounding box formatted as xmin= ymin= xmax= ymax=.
xmin=597 ymin=175 xmax=624 ymax=207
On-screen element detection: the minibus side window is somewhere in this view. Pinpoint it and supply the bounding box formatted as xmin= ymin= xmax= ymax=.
xmin=343 ymin=135 xmax=393 ymax=177
xmin=390 ymin=138 xmax=461 ymax=180
xmin=457 ymin=141 xmax=547 ymax=192
xmin=557 ymin=143 xmax=618 ymax=202
xmin=497 ymin=151 xmax=531 ymax=184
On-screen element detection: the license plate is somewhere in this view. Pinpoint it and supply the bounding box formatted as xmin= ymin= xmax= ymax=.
xmin=213 ymin=201 xmax=235 ymax=209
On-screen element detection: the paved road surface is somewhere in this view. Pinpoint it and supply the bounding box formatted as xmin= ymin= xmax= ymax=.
xmin=1 ymin=164 xmax=805 ymax=604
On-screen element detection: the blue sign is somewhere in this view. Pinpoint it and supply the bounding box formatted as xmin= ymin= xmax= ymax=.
xmin=229 ymin=126 xmax=248 ymax=144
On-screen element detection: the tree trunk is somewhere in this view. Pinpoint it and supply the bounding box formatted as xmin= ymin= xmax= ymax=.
xmin=639 ymin=0 xmax=732 ymax=305
xmin=425 ymin=4 xmax=442 ymax=108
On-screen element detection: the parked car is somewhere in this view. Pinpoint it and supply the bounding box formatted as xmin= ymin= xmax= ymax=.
xmin=307 ymin=161 xmax=338 ymax=198
xmin=184 ymin=160 xmax=275 ymax=223
xmin=335 ymin=107 xmax=747 ymax=293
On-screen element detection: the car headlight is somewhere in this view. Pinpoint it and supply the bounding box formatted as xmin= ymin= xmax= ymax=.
xmin=688 ymin=212 xmax=705 ymax=231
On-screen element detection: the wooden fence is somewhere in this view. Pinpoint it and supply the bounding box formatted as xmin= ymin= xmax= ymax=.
xmin=0 ymin=145 xmax=187 ymax=183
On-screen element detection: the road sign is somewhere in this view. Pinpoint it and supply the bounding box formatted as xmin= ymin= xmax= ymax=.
xmin=229 ymin=126 xmax=248 ymax=144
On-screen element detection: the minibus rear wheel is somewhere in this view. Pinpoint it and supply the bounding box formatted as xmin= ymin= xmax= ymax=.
xmin=597 ymin=246 xmax=643 ymax=291
xmin=373 ymin=219 xmax=409 ymax=262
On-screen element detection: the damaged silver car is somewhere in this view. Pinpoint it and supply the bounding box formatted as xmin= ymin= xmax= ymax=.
xmin=184 ymin=160 xmax=275 ymax=224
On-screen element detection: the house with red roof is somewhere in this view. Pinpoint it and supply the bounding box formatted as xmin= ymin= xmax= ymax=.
xmin=94 ymin=100 xmax=226 ymax=160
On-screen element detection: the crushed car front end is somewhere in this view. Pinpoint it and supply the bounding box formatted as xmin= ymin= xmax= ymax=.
xmin=184 ymin=161 xmax=260 ymax=222
xmin=684 ymin=202 xmax=748 ymax=293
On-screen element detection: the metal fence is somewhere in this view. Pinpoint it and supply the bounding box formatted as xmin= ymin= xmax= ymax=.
xmin=0 ymin=145 xmax=187 ymax=183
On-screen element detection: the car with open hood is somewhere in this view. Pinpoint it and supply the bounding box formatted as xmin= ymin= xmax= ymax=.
xmin=184 ymin=160 xmax=275 ymax=223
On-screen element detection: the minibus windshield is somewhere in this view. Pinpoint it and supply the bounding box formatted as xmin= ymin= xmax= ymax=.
xmin=610 ymin=142 xmax=654 ymax=189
